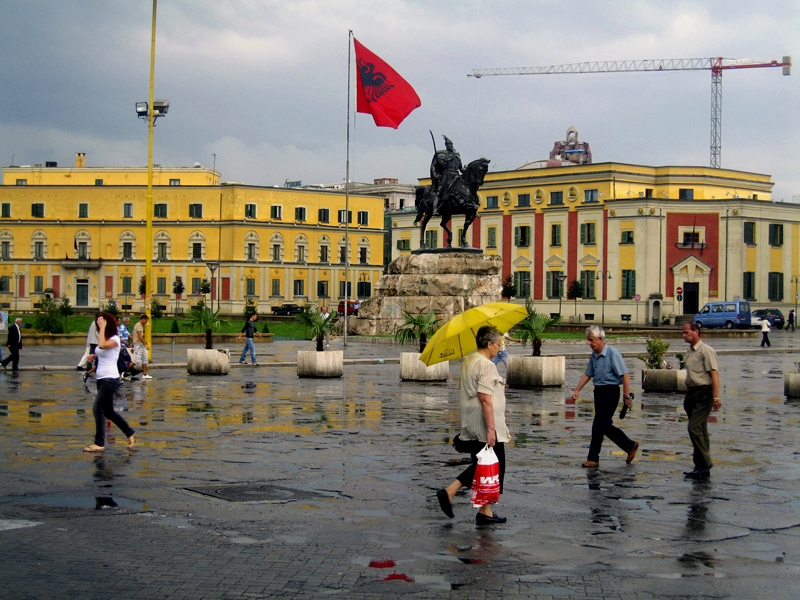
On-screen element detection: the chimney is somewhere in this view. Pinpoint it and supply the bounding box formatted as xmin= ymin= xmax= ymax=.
xmin=76 ymin=153 xmax=86 ymax=167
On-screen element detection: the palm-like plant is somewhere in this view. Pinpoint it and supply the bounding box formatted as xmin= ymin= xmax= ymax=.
xmin=183 ymin=305 xmax=229 ymax=349
xmin=516 ymin=299 xmax=561 ymax=356
xmin=296 ymin=309 xmax=335 ymax=351
xmin=395 ymin=310 xmax=440 ymax=353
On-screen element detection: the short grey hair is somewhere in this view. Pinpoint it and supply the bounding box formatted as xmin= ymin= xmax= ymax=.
xmin=122 ymin=316 xmax=131 ymax=323
xmin=476 ymin=325 xmax=502 ymax=349
xmin=585 ymin=325 xmax=606 ymax=340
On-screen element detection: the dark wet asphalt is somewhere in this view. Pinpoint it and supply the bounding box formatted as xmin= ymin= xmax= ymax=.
xmin=1 ymin=334 xmax=800 ymax=599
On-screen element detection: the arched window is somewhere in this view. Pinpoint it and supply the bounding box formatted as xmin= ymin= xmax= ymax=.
xmin=294 ymin=233 xmax=308 ymax=263
xmin=270 ymin=232 xmax=284 ymax=262
xmin=245 ymin=231 xmax=260 ymax=261
xmin=318 ymin=235 xmax=331 ymax=263
xmin=0 ymin=229 xmax=14 ymax=260
xmin=154 ymin=230 xmax=171 ymax=261
xmin=73 ymin=229 xmax=91 ymax=259
xmin=357 ymin=236 xmax=370 ymax=265
xmin=337 ymin=236 xmax=349 ymax=264
xmin=188 ymin=231 xmax=205 ymax=261
xmin=119 ymin=230 xmax=136 ymax=261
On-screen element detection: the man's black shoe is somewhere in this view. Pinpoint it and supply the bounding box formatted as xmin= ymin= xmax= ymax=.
xmin=476 ymin=513 xmax=507 ymax=524
xmin=436 ymin=489 xmax=454 ymax=518
xmin=684 ymin=467 xmax=711 ymax=479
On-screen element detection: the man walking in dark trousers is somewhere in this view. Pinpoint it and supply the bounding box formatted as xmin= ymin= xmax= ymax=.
xmin=682 ymin=322 xmax=722 ymax=479
xmin=237 ymin=313 xmax=262 ymax=365
xmin=2 ymin=317 xmax=22 ymax=372
xmin=571 ymin=325 xmax=638 ymax=468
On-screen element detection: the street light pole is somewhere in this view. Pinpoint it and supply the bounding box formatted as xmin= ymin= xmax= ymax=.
xmin=792 ymin=274 xmax=799 ymax=329
xmin=144 ymin=0 xmax=157 ymax=360
xmin=13 ymin=272 xmax=23 ymax=312
xmin=557 ymin=273 xmax=567 ymax=318
xmin=207 ymin=262 xmax=219 ymax=315
xmin=596 ymin=270 xmax=611 ymax=326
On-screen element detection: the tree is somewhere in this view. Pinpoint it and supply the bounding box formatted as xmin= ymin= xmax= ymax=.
xmin=566 ymin=280 xmax=584 ymax=317
xmin=296 ymin=309 xmax=336 ymax=351
xmin=516 ymin=298 xmax=561 ymax=356
xmin=138 ymin=275 xmax=147 ymax=299
xmin=101 ymin=299 xmax=120 ymax=318
xmin=242 ymin=298 xmax=258 ymax=320
xmin=58 ymin=294 xmax=74 ymax=333
xmin=501 ymin=275 xmax=517 ymax=299
xmin=150 ymin=298 xmax=164 ymax=320
xmin=34 ymin=296 xmax=63 ymax=333
xmin=183 ymin=305 xmax=229 ymax=349
xmin=395 ymin=310 xmax=440 ymax=353
xmin=172 ymin=277 xmax=185 ymax=314
xmin=637 ymin=338 xmax=671 ymax=370
xmin=199 ymin=278 xmax=212 ymax=296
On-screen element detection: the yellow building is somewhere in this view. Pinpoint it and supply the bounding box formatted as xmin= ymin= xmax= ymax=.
xmin=392 ymin=161 xmax=800 ymax=325
xmin=0 ymin=156 xmax=384 ymax=314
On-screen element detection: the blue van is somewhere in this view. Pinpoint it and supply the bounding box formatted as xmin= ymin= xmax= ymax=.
xmin=693 ymin=301 xmax=751 ymax=329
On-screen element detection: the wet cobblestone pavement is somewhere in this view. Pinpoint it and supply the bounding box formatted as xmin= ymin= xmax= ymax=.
xmin=1 ymin=334 xmax=800 ymax=599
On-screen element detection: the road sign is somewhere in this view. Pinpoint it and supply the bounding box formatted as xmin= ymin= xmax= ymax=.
xmin=677 ymin=294 xmax=683 ymax=302
xmin=634 ymin=294 xmax=641 ymax=301
xmin=676 ymin=286 xmax=683 ymax=295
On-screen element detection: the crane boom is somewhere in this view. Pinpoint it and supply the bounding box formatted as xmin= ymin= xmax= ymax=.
xmin=468 ymin=56 xmax=791 ymax=168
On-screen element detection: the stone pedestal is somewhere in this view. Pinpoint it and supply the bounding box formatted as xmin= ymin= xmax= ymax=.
xmin=642 ymin=369 xmax=687 ymax=392
xmin=348 ymin=251 xmax=503 ymax=336
xmin=297 ymin=350 xmax=343 ymax=378
xmin=187 ymin=348 xmax=230 ymax=375
xmin=785 ymin=372 xmax=800 ymax=398
xmin=507 ymin=356 xmax=565 ymax=387
xmin=399 ymin=352 xmax=449 ymax=381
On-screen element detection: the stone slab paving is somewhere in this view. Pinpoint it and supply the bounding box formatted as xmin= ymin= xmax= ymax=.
xmin=1 ymin=335 xmax=799 ymax=599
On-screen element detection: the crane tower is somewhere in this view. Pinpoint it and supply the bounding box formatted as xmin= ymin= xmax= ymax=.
xmin=468 ymin=57 xmax=791 ymax=168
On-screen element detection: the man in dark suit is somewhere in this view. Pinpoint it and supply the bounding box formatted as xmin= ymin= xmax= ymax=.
xmin=2 ymin=317 xmax=22 ymax=372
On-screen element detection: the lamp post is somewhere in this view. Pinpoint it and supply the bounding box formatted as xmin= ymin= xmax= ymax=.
xmin=596 ymin=270 xmax=612 ymax=326
xmin=207 ymin=262 xmax=219 ymax=315
xmin=791 ymin=274 xmax=800 ymax=328
xmin=557 ymin=273 xmax=568 ymax=318
xmin=13 ymin=271 xmax=23 ymax=312
xmin=135 ymin=0 xmax=168 ymax=360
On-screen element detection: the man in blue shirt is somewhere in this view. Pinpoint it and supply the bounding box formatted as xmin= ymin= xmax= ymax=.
xmin=571 ymin=325 xmax=638 ymax=468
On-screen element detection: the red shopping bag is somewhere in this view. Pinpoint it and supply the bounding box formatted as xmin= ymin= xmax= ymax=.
xmin=470 ymin=445 xmax=500 ymax=507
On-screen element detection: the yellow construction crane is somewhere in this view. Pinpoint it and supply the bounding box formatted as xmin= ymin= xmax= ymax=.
xmin=468 ymin=57 xmax=791 ymax=168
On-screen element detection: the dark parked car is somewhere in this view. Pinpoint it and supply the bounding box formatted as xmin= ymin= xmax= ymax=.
xmin=271 ymin=303 xmax=304 ymax=316
xmin=338 ymin=300 xmax=358 ymax=315
xmin=751 ymin=308 xmax=785 ymax=329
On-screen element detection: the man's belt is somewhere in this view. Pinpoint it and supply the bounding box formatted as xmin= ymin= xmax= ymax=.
xmin=687 ymin=385 xmax=712 ymax=391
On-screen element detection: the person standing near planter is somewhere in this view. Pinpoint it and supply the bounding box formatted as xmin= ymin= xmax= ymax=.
xmin=682 ymin=322 xmax=721 ymax=479
xmin=436 ymin=326 xmax=510 ymax=524
xmin=133 ymin=315 xmax=152 ymax=379
xmin=788 ymin=309 xmax=796 ymax=332
xmin=760 ymin=318 xmax=771 ymax=347
xmin=571 ymin=325 xmax=638 ymax=468
xmin=320 ymin=307 xmax=332 ymax=348
xmin=491 ymin=331 xmax=521 ymax=369
xmin=237 ymin=313 xmax=262 ymax=365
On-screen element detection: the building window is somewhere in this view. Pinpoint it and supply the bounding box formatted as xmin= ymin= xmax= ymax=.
xmin=621 ymin=230 xmax=634 ymax=244
xmin=192 ymin=278 xmax=202 ymax=294
xmin=271 ymin=205 xmax=282 ymax=220
xmin=34 ymin=241 xmax=44 ymax=259
xmin=154 ymin=204 xmax=168 ymax=218
xmin=245 ymin=204 xmax=257 ymax=218
xmin=169 ymin=179 xmax=181 ymax=186
xmin=517 ymin=194 xmax=530 ymax=207
xmin=16 ymin=179 xmax=27 ymax=186
xmin=272 ymin=244 xmax=281 ymax=261
xmin=768 ymin=272 xmax=784 ymax=301
xmin=645 ymin=188 xmax=653 ymax=197
xmin=1 ymin=203 xmax=10 ymax=218
xmin=357 ymin=281 xmax=372 ymax=298
xmin=357 ymin=210 xmax=369 ymax=226
xmin=550 ymin=224 xmax=562 ymax=246
xmin=682 ymin=232 xmax=701 ymax=246
xmin=320 ymin=244 xmax=329 ymax=262
xmin=0 ymin=276 xmax=9 ymax=292
xmin=246 ymin=278 xmax=256 ymax=296
xmin=514 ymin=271 xmax=531 ymax=297
xmin=34 ymin=276 xmax=43 ymax=293
xmin=396 ymin=239 xmax=411 ymax=250
xmin=192 ymin=243 xmax=202 ymax=260
xmin=580 ymin=222 xmax=596 ymax=245
xmin=189 ymin=204 xmax=203 ymax=218
xmin=515 ymin=225 xmax=531 ymax=247
xmin=123 ymin=203 xmax=133 ymax=218
xmin=293 ymin=279 xmax=305 ymax=296
xmin=318 ymin=208 xmax=330 ymax=223
xmin=297 ymin=245 xmax=306 ymax=262
xmin=318 ymin=280 xmax=329 ymax=297
xmin=744 ymin=222 xmax=756 ymax=245
xmin=550 ymin=191 xmax=564 ymax=205
xmin=78 ymin=203 xmax=89 ymax=218
xmin=95 ymin=179 xmax=103 ymax=186
xmin=679 ymin=188 xmax=694 ymax=200
xmin=271 ymin=279 xmax=280 ymax=296
xmin=122 ymin=277 xmax=132 ymax=294
xmin=157 ymin=277 xmax=167 ymax=295
xmin=424 ymin=230 xmax=438 ymax=249
xmin=621 ymin=270 xmax=636 ymax=299
xmin=295 ymin=206 xmax=307 ymax=222
xmin=487 ymin=227 xmax=497 ymax=248
xmin=77 ymin=242 xmax=88 ymax=260
xmin=581 ymin=270 xmax=596 ymax=298
xmin=546 ymin=271 xmax=564 ymax=298
xmin=31 ymin=203 xmax=45 ymax=218
xmin=584 ymin=189 xmax=598 ymax=203
xmin=157 ymin=243 xmax=168 ymax=260
xmin=122 ymin=242 xmax=133 ymax=260
xmin=246 ymin=243 xmax=256 ymax=260
xmin=743 ymin=271 xmax=756 ymax=300
xmin=359 ymin=247 xmax=368 ymax=264
xmin=1 ymin=241 xmax=10 ymax=259
xmin=338 ymin=209 xmax=352 ymax=224
xmin=768 ymin=223 xmax=783 ymax=247
xmin=339 ymin=281 xmax=352 ymax=298
xmin=339 ymin=246 xmax=348 ymax=263
xmin=486 ymin=196 xmax=499 ymax=209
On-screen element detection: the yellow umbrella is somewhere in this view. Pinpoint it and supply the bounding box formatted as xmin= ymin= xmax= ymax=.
xmin=419 ymin=302 xmax=529 ymax=366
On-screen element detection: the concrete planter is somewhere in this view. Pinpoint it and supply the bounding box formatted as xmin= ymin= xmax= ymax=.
xmin=187 ymin=348 xmax=231 ymax=375
xmin=642 ymin=368 xmax=687 ymax=392
xmin=297 ymin=350 xmax=343 ymax=378
xmin=507 ymin=355 xmax=565 ymax=387
xmin=399 ymin=352 xmax=449 ymax=381
xmin=785 ymin=372 xmax=800 ymax=398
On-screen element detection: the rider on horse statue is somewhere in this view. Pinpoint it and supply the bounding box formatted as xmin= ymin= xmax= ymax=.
xmin=430 ymin=136 xmax=463 ymax=217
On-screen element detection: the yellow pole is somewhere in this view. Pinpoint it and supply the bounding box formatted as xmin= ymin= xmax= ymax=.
xmin=144 ymin=0 xmax=157 ymax=358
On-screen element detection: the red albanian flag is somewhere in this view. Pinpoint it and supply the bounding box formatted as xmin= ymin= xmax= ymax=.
xmin=354 ymin=38 xmax=421 ymax=129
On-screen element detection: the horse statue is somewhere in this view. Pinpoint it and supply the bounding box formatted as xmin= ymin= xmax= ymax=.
xmin=414 ymin=157 xmax=490 ymax=248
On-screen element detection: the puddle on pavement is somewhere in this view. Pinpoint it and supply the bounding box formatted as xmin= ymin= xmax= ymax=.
xmin=20 ymin=495 xmax=146 ymax=511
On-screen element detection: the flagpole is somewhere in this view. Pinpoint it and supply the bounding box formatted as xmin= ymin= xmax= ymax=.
xmin=344 ymin=30 xmax=352 ymax=347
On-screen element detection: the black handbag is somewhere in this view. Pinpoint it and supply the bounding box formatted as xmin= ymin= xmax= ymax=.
xmin=451 ymin=434 xmax=473 ymax=453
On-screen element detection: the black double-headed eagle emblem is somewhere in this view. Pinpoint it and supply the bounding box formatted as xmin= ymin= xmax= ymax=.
xmin=358 ymin=58 xmax=394 ymax=103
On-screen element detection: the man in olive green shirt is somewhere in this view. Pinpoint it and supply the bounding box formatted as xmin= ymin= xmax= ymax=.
xmin=682 ymin=322 xmax=722 ymax=479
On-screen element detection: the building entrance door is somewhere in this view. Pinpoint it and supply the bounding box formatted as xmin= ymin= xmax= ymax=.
xmin=76 ymin=279 xmax=89 ymax=307
xmin=682 ymin=282 xmax=699 ymax=315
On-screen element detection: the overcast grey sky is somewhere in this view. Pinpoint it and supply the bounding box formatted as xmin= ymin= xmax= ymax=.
xmin=1 ymin=1 xmax=797 ymax=199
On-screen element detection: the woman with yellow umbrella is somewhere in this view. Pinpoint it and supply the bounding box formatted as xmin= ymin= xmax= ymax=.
xmin=436 ymin=325 xmax=510 ymax=525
